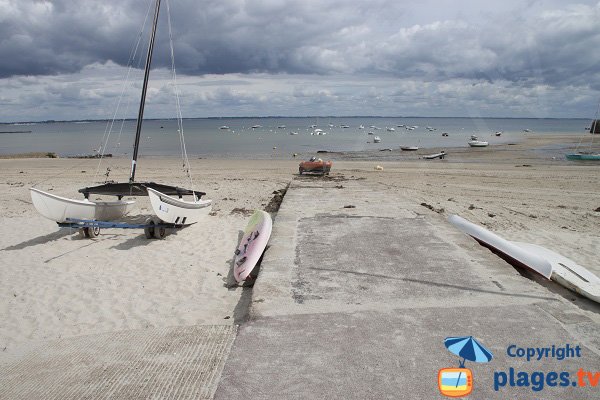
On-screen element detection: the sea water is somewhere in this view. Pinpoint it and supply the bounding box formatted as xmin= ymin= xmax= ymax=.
xmin=0 ymin=117 xmax=590 ymax=159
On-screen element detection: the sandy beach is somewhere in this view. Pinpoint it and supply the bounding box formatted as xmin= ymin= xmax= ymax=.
xmin=1 ymin=134 xmax=599 ymax=363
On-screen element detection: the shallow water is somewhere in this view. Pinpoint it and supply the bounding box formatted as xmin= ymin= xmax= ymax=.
xmin=0 ymin=117 xmax=590 ymax=159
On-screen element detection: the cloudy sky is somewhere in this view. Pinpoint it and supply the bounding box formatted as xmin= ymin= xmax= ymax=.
xmin=1 ymin=0 xmax=600 ymax=122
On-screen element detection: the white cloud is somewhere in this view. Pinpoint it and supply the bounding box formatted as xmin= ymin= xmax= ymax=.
xmin=1 ymin=0 xmax=599 ymax=120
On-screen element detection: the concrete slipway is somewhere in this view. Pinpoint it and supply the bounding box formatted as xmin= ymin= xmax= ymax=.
xmin=1 ymin=176 xmax=599 ymax=399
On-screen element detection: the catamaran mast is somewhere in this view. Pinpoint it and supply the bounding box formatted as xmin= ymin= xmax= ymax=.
xmin=130 ymin=0 xmax=161 ymax=183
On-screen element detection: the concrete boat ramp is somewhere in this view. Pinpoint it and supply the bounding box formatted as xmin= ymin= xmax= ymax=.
xmin=2 ymin=177 xmax=599 ymax=399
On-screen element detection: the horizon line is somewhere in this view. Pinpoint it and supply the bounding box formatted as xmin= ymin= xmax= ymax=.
xmin=1 ymin=115 xmax=592 ymax=124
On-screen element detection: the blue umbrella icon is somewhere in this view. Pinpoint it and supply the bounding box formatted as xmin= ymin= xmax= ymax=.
xmin=445 ymin=336 xmax=493 ymax=367
xmin=444 ymin=336 xmax=493 ymax=388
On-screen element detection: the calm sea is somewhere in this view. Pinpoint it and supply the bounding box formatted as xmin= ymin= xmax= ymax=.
xmin=0 ymin=117 xmax=590 ymax=159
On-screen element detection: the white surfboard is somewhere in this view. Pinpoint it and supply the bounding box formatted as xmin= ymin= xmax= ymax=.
xmin=234 ymin=210 xmax=272 ymax=283
xmin=511 ymin=242 xmax=600 ymax=303
xmin=448 ymin=215 xmax=553 ymax=279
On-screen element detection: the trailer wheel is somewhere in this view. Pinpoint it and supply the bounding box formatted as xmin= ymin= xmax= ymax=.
xmin=87 ymin=226 xmax=100 ymax=238
xmin=144 ymin=218 xmax=155 ymax=239
xmin=154 ymin=225 xmax=167 ymax=239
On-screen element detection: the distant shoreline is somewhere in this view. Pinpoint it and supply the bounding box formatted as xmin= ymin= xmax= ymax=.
xmin=0 ymin=116 xmax=591 ymax=125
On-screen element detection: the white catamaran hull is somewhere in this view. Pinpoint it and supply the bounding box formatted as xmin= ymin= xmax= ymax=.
xmin=147 ymin=187 xmax=212 ymax=225
xmin=30 ymin=188 xmax=135 ymax=223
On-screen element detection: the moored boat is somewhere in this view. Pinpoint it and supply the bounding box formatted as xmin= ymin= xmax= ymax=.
xmin=468 ymin=140 xmax=489 ymax=147
xmin=565 ymin=153 xmax=600 ymax=161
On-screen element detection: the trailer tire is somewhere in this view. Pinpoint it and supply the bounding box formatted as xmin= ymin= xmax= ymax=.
xmin=155 ymin=225 xmax=167 ymax=239
xmin=144 ymin=218 xmax=155 ymax=239
xmin=87 ymin=226 xmax=100 ymax=238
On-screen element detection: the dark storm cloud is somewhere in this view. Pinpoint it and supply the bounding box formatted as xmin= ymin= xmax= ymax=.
xmin=2 ymin=0 xmax=600 ymax=88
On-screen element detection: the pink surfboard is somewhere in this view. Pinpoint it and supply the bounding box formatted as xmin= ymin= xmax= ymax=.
xmin=234 ymin=210 xmax=273 ymax=282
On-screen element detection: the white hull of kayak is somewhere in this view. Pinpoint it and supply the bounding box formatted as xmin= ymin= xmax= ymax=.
xmin=30 ymin=188 xmax=135 ymax=223
xmin=448 ymin=214 xmax=552 ymax=279
xmin=148 ymin=187 xmax=212 ymax=225
xmin=511 ymin=242 xmax=600 ymax=303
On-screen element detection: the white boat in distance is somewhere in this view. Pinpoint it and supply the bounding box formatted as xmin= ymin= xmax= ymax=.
xmin=400 ymin=146 xmax=419 ymax=151
xmin=468 ymin=140 xmax=489 ymax=147
xmin=219 ymin=126 xmax=229 ymax=130
xmin=147 ymin=188 xmax=211 ymax=225
xmin=373 ymin=136 xmax=381 ymax=143
xmin=30 ymin=188 xmax=135 ymax=223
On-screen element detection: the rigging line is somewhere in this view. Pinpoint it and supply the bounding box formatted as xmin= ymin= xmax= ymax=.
xmin=31 ymin=158 xmax=97 ymax=189
xmin=166 ymin=0 xmax=186 ymax=172
xmin=109 ymin=25 xmax=151 ymax=181
xmin=94 ymin=0 xmax=155 ymax=181
xmin=166 ymin=0 xmax=195 ymax=192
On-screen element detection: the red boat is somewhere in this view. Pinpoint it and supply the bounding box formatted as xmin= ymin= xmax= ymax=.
xmin=299 ymin=158 xmax=333 ymax=175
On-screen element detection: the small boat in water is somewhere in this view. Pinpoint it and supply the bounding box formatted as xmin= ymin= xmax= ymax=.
xmin=565 ymin=153 xmax=600 ymax=161
xmin=468 ymin=140 xmax=489 ymax=147
xmin=299 ymin=157 xmax=333 ymax=175
xmin=400 ymin=146 xmax=419 ymax=151
xmin=219 ymin=126 xmax=229 ymax=130
xmin=423 ymin=151 xmax=446 ymax=160
xmin=373 ymin=136 xmax=381 ymax=143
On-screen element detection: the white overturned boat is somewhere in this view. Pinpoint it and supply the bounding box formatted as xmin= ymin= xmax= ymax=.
xmin=400 ymin=146 xmax=419 ymax=151
xmin=30 ymin=188 xmax=135 ymax=223
xmin=449 ymin=215 xmax=600 ymax=303
xmin=468 ymin=140 xmax=489 ymax=147
xmin=147 ymin=188 xmax=211 ymax=225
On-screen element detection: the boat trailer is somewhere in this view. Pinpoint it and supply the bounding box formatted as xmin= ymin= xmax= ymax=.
xmin=58 ymin=218 xmax=181 ymax=239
